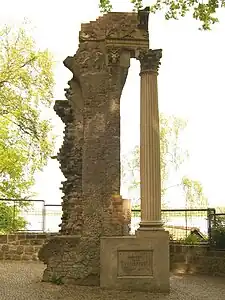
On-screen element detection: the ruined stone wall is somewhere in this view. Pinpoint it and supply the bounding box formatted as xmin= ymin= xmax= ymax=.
xmin=38 ymin=196 xmax=132 ymax=285
xmin=55 ymin=12 xmax=149 ymax=237
xmin=80 ymin=50 xmax=129 ymax=238
xmin=39 ymin=12 xmax=149 ymax=286
xmin=54 ymin=89 xmax=83 ymax=235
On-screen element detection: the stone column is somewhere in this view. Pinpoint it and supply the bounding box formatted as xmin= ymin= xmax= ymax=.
xmin=138 ymin=49 xmax=163 ymax=230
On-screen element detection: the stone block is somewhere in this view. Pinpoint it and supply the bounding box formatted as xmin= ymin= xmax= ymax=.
xmin=171 ymin=244 xmax=182 ymax=253
xmin=5 ymin=253 xmax=12 ymax=260
xmin=17 ymin=233 xmax=27 ymax=240
xmin=1 ymin=244 xmax=9 ymax=251
xmin=100 ymin=230 xmax=170 ymax=292
xmin=9 ymin=245 xmax=18 ymax=251
xmin=10 ymin=241 xmax=20 ymax=245
xmin=21 ymin=254 xmax=32 ymax=261
xmin=0 ymin=235 xmax=7 ymax=243
xmin=30 ymin=239 xmax=43 ymax=245
xmin=35 ymin=234 xmax=47 ymax=239
xmin=9 ymin=249 xmax=17 ymax=255
xmin=26 ymin=234 xmax=37 ymax=239
xmin=13 ymin=254 xmax=22 ymax=260
xmin=17 ymin=246 xmax=24 ymax=254
xmin=34 ymin=246 xmax=42 ymax=252
xmin=8 ymin=234 xmax=17 ymax=242
xmin=25 ymin=246 xmax=34 ymax=254
xmin=32 ymin=254 xmax=38 ymax=261
xmin=19 ymin=240 xmax=30 ymax=245
xmin=173 ymin=253 xmax=186 ymax=263
xmin=213 ymin=250 xmax=225 ymax=258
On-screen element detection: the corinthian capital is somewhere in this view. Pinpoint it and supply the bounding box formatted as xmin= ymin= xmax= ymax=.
xmin=139 ymin=49 xmax=162 ymax=74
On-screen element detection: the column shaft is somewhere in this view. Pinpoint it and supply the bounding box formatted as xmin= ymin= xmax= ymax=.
xmin=138 ymin=49 xmax=163 ymax=230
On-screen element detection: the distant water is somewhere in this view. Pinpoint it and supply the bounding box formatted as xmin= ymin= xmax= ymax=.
xmin=21 ymin=208 xmax=209 ymax=237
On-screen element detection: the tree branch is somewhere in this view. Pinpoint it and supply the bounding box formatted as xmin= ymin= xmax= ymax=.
xmin=20 ymin=56 xmax=36 ymax=69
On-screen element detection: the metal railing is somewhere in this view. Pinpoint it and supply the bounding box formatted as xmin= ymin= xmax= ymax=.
xmin=131 ymin=208 xmax=215 ymax=242
xmin=0 ymin=199 xmax=222 ymax=245
xmin=43 ymin=204 xmax=62 ymax=232
xmin=0 ymin=198 xmax=45 ymax=232
xmin=0 ymin=199 xmax=63 ymax=233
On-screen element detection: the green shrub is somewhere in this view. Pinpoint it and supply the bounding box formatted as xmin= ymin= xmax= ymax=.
xmin=211 ymin=216 xmax=225 ymax=249
xmin=0 ymin=202 xmax=27 ymax=233
xmin=51 ymin=273 xmax=64 ymax=285
xmin=183 ymin=234 xmax=201 ymax=245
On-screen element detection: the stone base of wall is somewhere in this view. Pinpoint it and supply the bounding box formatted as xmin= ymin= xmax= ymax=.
xmin=37 ymin=196 xmax=132 ymax=286
xmin=0 ymin=233 xmax=57 ymax=261
xmin=1 ymin=234 xmax=225 ymax=279
xmin=170 ymin=244 xmax=225 ymax=277
xmin=38 ymin=235 xmax=100 ymax=286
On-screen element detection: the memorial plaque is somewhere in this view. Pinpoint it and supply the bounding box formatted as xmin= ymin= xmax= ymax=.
xmin=117 ymin=250 xmax=153 ymax=277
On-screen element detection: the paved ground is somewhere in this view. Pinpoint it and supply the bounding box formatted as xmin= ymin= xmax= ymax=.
xmin=0 ymin=261 xmax=225 ymax=300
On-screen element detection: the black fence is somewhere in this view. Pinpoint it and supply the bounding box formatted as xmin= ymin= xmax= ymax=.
xmin=0 ymin=199 xmax=45 ymax=232
xmin=209 ymin=213 xmax=225 ymax=249
xmin=0 ymin=199 xmax=63 ymax=233
xmin=43 ymin=204 xmax=62 ymax=232
xmin=0 ymin=199 xmax=224 ymax=246
xmin=131 ymin=208 xmax=216 ymax=242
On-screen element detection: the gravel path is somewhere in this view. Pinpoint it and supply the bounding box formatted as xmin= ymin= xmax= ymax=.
xmin=0 ymin=261 xmax=225 ymax=300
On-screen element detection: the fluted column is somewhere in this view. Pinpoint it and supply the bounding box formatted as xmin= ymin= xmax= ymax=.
xmin=138 ymin=49 xmax=163 ymax=230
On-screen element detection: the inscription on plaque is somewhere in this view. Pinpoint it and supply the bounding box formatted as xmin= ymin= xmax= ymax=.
xmin=117 ymin=250 xmax=153 ymax=277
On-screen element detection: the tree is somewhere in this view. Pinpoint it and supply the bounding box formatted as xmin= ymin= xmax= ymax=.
xmin=121 ymin=113 xmax=208 ymax=208
xmin=0 ymin=22 xmax=55 ymax=231
xmin=182 ymin=176 xmax=208 ymax=209
xmin=99 ymin=0 xmax=224 ymax=30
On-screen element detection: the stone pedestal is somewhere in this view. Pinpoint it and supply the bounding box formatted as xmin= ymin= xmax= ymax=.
xmin=100 ymin=232 xmax=170 ymax=292
xmin=138 ymin=49 xmax=163 ymax=230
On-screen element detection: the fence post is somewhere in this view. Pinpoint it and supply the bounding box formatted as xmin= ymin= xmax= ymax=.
xmin=12 ymin=201 xmax=16 ymax=232
xmin=207 ymin=209 xmax=211 ymax=245
xmin=208 ymin=208 xmax=216 ymax=247
xmin=185 ymin=210 xmax=188 ymax=238
xmin=42 ymin=202 xmax=46 ymax=232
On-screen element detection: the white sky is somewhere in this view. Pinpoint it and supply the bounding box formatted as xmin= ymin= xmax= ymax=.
xmin=1 ymin=0 xmax=225 ymax=207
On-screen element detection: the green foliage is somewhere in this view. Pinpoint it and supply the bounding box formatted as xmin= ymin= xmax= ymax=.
xmin=131 ymin=0 xmax=144 ymax=11
xmin=182 ymin=177 xmax=208 ymax=208
xmin=121 ymin=113 xmax=207 ymax=208
xmin=169 ymin=233 xmax=174 ymax=240
xmin=211 ymin=216 xmax=225 ymax=249
xmin=159 ymin=114 xmax=188 ymax=198
xmin=131 ymin=207 xmax=141 ymax=218
xmin=182 ymin=234 xmax=201 ymax=245
xmin=50 ymin=273 xmax=64 ymax=285
xmin=215 ymin=206 xmax=225 ymax=213
xmin=0 ymin=22 xmax=55 ymax=199
xmin=99 ymin=0 xmax=113 ymax=13
xmin=0 ymin=202 xmax=27 ymax=233
xmin=122 ymin=113 xmax=188 ymax=203
xmin=99 ymin=0 xmax=224 ymax=30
